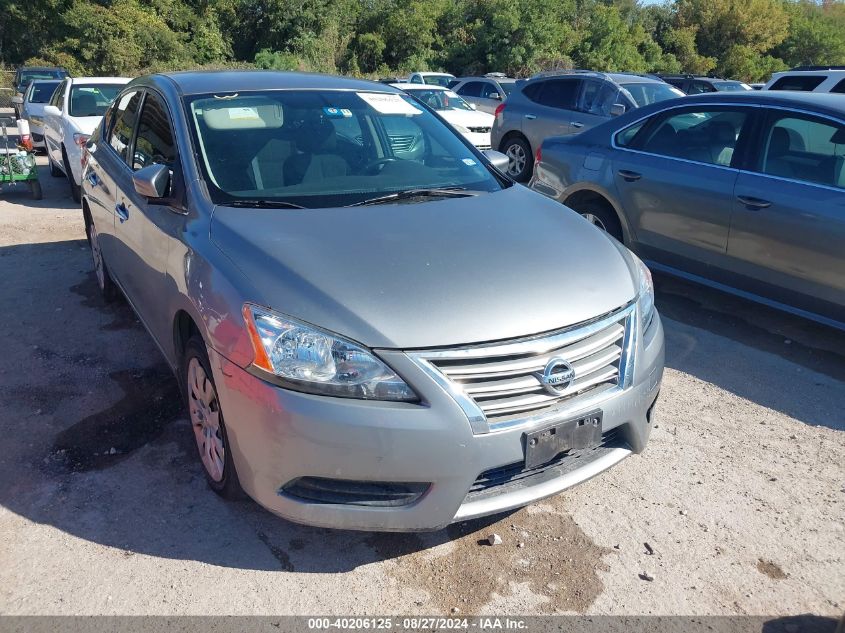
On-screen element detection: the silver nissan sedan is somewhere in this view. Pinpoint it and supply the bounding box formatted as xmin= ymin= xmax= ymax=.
xmin=81 ymin=71 xmax=664 ymax=531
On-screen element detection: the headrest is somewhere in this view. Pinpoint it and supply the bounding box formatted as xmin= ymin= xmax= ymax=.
xmin=769 ymin=127 xmax=791 ymax=156
xmin=73 ymin=94 xmax=98 ymax=116
xmin=293 ymin=115 xmax=336 ymax=153
xmin=710 ymin=121 xmax=736 ymax=144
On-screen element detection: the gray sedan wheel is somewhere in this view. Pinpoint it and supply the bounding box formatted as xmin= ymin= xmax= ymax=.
xmin=87 ymin=220 xmax=117 ymax=302
xmin=502 ymin=136 xmax=533 ymax=181
xmin=183 ymin=336 xmax=243 ymax=498
xmin=575 ymin=201 xmax=623 ymax=242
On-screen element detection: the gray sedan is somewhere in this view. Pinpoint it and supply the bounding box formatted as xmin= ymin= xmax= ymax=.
xmin=530 ymin=91 xmax=845 ymax=330
xmin=81 ymin=71 xmax=664 ymax=531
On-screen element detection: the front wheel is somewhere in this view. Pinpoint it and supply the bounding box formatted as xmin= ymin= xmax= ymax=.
xmin=501 ymin=136 xmax=533 ymax=182
xmin=183 ymin=336 xmax=243 ymax=499
xmin=62 ymin=147 xmax=81 ymax=203
xmin=49 ymin=158 xmax=63 ymax=178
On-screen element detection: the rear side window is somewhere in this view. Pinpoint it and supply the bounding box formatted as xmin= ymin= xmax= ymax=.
xmin=536 ymin=79 xmax=580 ymax=110
xmin=769 ymin=75 xmax=826 ymax=91
xmin=757 ymin=113 xmax=845 ymax=188
xmin=831 ymin=79 xmax=845 ymax=94
xmin=639 ymin=108 xmax=749 ymax=167
xmin=108 ymin=91 xmax=142 ymax=164
xmin=457 ymin=81 xmax=483 ymax=97
xmin=688 ymin=81 xmax=716 ymax=94
xmin=132 ymin=91 xmax=176 ymax=171
xmin=521 ymin=81 xmax=544 ymax=102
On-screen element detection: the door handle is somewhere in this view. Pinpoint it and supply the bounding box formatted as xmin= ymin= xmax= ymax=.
xmin=115 ymin=202 xmax=129 ymax=223
xmin=524 ymin=114 xmax=536 ymax=120
xmin=571 ymin=121 xmax=584 ymax=129
xmin=617 ymin=170 xmax=641 ymax=182
xmin=737 ymin=195 xmax=771 ymax=210
xmin=87 ymin=171 xmax=99 ymax=187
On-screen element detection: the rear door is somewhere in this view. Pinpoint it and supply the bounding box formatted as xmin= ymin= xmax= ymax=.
xmin=612 ymin=105 xmax=753 ymax=271
xmin=522 ymin=78 xmax=581 ymax=151
xmin=727 ymin=109 xmax=845 ymax=322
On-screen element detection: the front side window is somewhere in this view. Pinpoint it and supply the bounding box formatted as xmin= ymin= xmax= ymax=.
xmin=537 ymin=79 xmax=580 ymax=110
xmin=757 ymin=113 xmax=845 ymax=188
xmin=185 ymin=90 xmax=504 ymax=208
xmin=769 ymin=75 xmax=826 ymax=91
xmin=498 ymin=81 xmax=515 ymax=96
xmin=108 ymin=91 xmax=142 ymax=163
xmin=28 ymin=81 xmax=61 ymax=104
xmin=714 ymin=81 xmax=753 ymax=92
xmin=688 ymin=81 xmax=716 ymax=94
xmin=69 ymin=84 xmax=124 ymax=117
xmin=620 ymin=82 xmax=685 ymax=107
xmin=49 ymin=80 xmax=67 ymax=109
xmin=458 ymin=81 xmax=483 ymax=97
xmin=133 ymin=92 xmax=176 ymax=171
xmin=579 ymin=80 xmax=620 ymax=116
xmin=638 ymin=107 xmax=749 ymax=166
xmin=480 ymin=82 xmax=500 ymax=99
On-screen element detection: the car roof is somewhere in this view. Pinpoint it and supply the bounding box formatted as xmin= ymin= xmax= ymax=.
xmin=18 ymin=66 xmax=65 ymax=72
xmin=392 ymin=83 xmax=447 ymax=91
xmin=457 ymin=76 xmax=516 ymax=82
xmin=660 ymin=91 xmax=845 ymax=117
xmin=606 ymin=73 xmax=664 ymax=84
xmin=145 ymin=71 xmax=402 ymax=97
xmin=771 ymin=69 xmax=845 ymax=76
xmin=70 ymin=77 xmax=132 ymax=85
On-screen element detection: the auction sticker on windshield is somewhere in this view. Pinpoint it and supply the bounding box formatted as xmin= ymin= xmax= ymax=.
xmin=357 ymin=92 xmax=421 ymax=115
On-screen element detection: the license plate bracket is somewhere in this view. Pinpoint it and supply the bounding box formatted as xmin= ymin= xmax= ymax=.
xmin=523 ymin=411 xmax=603 ymax=470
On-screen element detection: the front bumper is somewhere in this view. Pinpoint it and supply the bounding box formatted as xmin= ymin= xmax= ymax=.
xmin=209 ymin=313 xmax=664 ymax=531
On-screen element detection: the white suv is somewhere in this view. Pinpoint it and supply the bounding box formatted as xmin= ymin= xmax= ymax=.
xmin=42 ymin=76 xmax=130 ymax=201
xmin=764 ymin=67 xmax=845 ymax=93
xmin=407 ymin=72 xmax=455 ymax=87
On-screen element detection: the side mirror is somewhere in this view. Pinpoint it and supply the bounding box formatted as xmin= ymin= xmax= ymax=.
xmin=133 ymin=163 xmax=170 ymax=199
xmin=469 ymin=102 xmax=477 ymax=110
xmin=610 ymin=103 xmax=626 ymax=117
xmin=489 ymin=92 xmax=501 ymax=101
xmin=43 ymin=105 xmax=61 ymax=117
xmin=11 ymin=96 xmax=23 ymax=105
xmin=483 ymin=149 xmax=510 ymax=172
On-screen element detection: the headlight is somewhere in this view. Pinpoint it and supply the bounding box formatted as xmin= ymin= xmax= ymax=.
xmin=632 ymin=254 xmax=655 ymax=330
xmin=452 ymin=123 xmax=470 ymax=134
xmin=242 ymin=304 xmax=418 ymax=402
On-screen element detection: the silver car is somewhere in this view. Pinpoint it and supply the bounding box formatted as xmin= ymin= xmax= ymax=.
xmin=81 ymin=71 xmax=664 ymax=531
xmin=12 ymin=79 xmax=62 ymax=149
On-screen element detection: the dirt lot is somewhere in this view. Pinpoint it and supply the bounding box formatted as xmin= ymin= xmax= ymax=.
xmin=0 ymin=158 xmax=843 ymax=617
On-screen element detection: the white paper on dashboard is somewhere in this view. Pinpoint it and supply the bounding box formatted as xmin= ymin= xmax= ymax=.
xmin=356 ymin=92 xmax=422 ymax=115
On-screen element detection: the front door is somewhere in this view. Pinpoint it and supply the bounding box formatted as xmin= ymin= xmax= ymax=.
xmin=113 ymin=89 xmax=182 ymax=347
xmin=727 ymin=109 xmax=845 ymax=322
xmin=612 ymin=105 xmax=753 ymax=271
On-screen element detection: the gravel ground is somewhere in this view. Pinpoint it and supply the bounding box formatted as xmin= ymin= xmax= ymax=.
xmin=0 ymin=158 xmax=843 ymax=617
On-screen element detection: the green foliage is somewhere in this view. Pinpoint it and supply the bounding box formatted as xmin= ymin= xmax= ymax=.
xmin=1 ymin=0 xmax=844 ymax=83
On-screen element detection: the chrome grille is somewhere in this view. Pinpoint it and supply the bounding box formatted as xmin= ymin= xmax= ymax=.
xmin=388 ymin=134 xmax=416 ymax=152
xmin=468 ymin=126 xmax=491 ymax=134
xmin=409 ymin=304 xmax=635 ymax=434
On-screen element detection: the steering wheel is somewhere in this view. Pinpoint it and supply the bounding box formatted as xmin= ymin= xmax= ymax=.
xmin=363 ymin=157 xmax=399 ymax=174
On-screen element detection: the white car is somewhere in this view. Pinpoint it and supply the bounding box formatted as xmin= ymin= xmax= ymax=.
xmin=764 ymin=67 xmax=845 ymax=93
xmin=407 ymin=72 xmax=456 ymax=88
xmin=11 ymin=80 xmax=62 ymax=150
xmin=42 ymin=76 xmax=130 ymax=201
xmin=393 ymin=84 xmax=495 ymax=149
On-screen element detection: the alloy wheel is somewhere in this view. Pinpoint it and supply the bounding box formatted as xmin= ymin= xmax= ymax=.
xmin=187 ymin=358 xmax=225 ymax=482
xmin=505 ymin=143 xmax=526 ymax=177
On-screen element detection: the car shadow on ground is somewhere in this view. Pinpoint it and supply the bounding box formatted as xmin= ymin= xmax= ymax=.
xmin=655 ymin=273 xmax=845 ymax=431
xmin=0 ymin=238 xmax=843 ymax=573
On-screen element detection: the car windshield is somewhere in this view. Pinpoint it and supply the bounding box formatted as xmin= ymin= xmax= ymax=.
xmin=29 ymin=81 xmax=61 ymax=103
xmin=186 ymin=90 xmax=504 ymax=208
xmin=620 ymin=82 xmax=685 ymax=107
xmin=411 ymin=89 xmax=474 ymax=111
xmin=714 ymin=81 xmax=753 ymax=91
xmin=423 ymin=75 xmax=453 ymax=87
xmin=69 ymin=84 xmax=124 ymax=117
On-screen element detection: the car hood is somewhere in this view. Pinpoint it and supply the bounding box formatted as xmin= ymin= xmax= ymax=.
xmin=210 ymin=186 xmax=637 ymax=349
xmin=440 ymin=108 xmax=494 ymax=128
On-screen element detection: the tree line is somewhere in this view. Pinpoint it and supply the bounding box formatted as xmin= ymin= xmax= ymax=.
xmin=1 ymin=0 xmax=844 ymax=83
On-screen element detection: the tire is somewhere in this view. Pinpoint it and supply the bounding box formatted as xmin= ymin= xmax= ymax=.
xmin=183 ymin=335 xmax=244 ymax=499
xmin=500 ymin=135 xmax=533 ymax=182
xmin=573 ymin=199 xmax=624 ymax=242
xmin=29 ymin=180 xmax=42 ymax=200
xmin=87 ymin=218 xmax=118 ymax=303
xmin=61 ymin=146 xmax=81 ymax=203
xmin=49 ymin=158 xmax=63 ymax=177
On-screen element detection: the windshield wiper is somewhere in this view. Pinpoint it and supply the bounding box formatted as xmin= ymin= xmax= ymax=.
xmin=346 ymin=187 xmax=478 ymax=207
xmin=227 ymin=199 xmax=306 ymax=209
